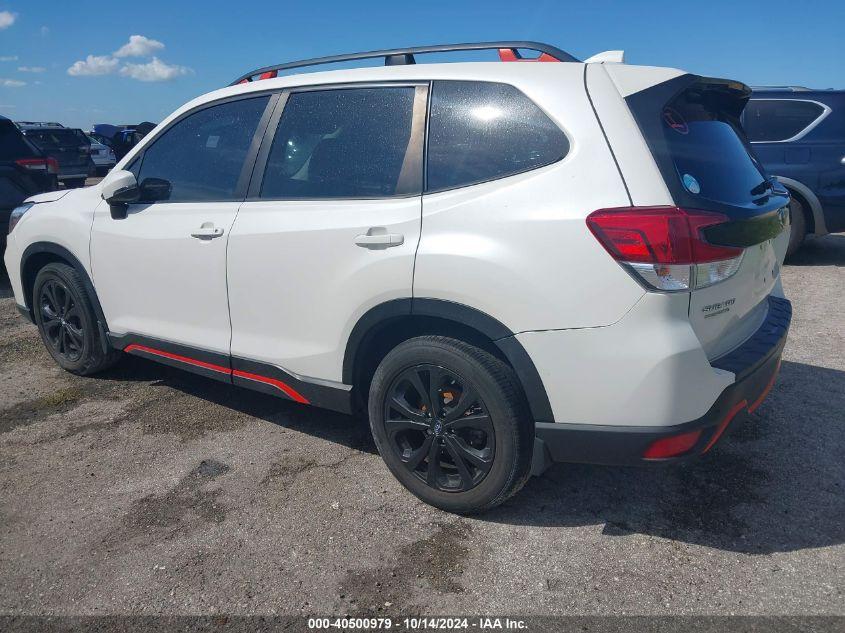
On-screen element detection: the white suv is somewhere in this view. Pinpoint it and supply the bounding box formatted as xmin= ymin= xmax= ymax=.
xmin=4 ymin=42 xmax=792 ymax=513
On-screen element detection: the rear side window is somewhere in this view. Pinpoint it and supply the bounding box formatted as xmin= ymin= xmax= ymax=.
xmin=743 ymin=99 xmax=826 ymax=142
xmin=261 ymin=87 xmax=422 ymax=199
xmin=136 ymin=95 xmax=269 ymax=202
xmin=261 ymin=87 xmax=420 ymax=199
xmin=426 ymin=81 xmax=568 ymax=192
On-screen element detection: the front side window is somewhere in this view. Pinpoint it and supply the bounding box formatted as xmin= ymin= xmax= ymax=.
xmin=261 ymin=87 xmax=420 ymax=199
xmin=426 ymin=81 xmax=569 ymax=192
xmin=743 ymin=99 xmax=826 ymax=142
xmin=136 ymin=95 xmax=269 ymax=202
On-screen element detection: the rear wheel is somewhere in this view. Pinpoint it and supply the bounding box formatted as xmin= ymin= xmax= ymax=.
xmin=786 ymin=197 xmax=807 ymax=259
xmin=368 ymin=336 xmax=533 ymax=514
xmin=32 ymin=263 xmax=120 ymax=375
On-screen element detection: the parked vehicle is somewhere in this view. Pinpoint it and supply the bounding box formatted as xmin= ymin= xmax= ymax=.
xmin=86 ymin=135 xmax=117 ymax=176
xmin=744 ymin=87 xmax=845 ymax=256
xmin=92 ymin=123 xmax=156 ymax=161
xmin=4 ymin=42 xmax=792 ymax=513
xmin=1 ymin=116 xmax=58 ymax=249
xmin=87 ymin=132 xmax=114 ymax=148
xmin=17 ymin=125 xmax=94 ymax=188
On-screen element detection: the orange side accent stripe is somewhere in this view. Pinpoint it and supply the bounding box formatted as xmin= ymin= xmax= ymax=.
xmin=123 ymin=344 xmax=310 ymax=404
xmin=702 ymin=399 xmax=748 ymax=454
xmin=748 ymin=360 xmax=782 ymax=414
xmin=232 ymin=369 xmax=310 ymax=404
xmin=124 ymin=344 xmax=230 ymax=375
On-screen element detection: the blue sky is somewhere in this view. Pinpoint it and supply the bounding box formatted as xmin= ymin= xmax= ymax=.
xmin=1 ymin=0 xmax=842 ymax=129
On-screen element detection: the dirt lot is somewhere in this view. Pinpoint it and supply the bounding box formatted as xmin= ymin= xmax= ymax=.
xmin=0 ymin=236 xmax=843 ymax=616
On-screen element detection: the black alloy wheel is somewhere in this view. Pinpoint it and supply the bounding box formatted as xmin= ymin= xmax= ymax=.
xmin=384 ymin=363 xmax=495 ymax=493
xmin=32 ymin=262 xmax=121 ymax=375
xmin=39 ymin=277 xmax=86 ymax=362
xmin=368 ymin=336 xmax=533 ymax=514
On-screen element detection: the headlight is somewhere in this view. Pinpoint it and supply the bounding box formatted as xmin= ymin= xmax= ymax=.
xmin=8 ymin=203 xmax=34 ymax=234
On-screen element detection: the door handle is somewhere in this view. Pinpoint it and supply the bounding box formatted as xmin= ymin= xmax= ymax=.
xmin=354 ymin=230 xmax=404 ymax=249
xmin=190 ymin=224 xmax=224 ymax=240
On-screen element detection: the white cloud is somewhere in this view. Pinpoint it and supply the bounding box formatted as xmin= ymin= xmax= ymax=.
xmin=0 ymin=11 xmax=17 ymax=30
xmin=67 ymin=54 xmax=120 ymax=76
xmin=0 ymin=55 xmax=18 ymax=62
xmin=18 ymin=66 xmax=46 ymax=73
xmin=114 ymin=34 xmax=165 ymax=58
xmin=119 ymin=57 xmax=191 ymax=82
xmin=1 ymin=78 xmax=26 ymax=87
xmin=40 ymin=26 xmax=49 ymax=37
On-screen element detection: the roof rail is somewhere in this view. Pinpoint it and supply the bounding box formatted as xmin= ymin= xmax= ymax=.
xmin=229 ymin=41 xmax=579 ymax=86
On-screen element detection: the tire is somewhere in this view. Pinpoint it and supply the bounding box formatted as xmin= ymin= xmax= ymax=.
xmin=368 ymin=336 xmax=533 ymax=514
xmin=32 ymin=262 xmax=121 ymax=375
xmin=786 ymin=197 xmax=806 ymax=259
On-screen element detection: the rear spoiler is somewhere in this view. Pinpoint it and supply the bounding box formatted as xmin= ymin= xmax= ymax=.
xmin=585 ymin=50 xmax=625 ymax=64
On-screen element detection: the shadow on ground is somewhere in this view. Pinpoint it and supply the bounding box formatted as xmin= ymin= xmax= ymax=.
xmin=786 ymin=233 xmax=845 ymax=267
xmin=484 ymin=359 xmax=845 ymax=555
xmin=98 ymin=355 xmax=845 ymax=557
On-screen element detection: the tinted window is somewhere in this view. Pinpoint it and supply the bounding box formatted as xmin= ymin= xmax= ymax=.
xmin=743 ymin=99 xmax=825 ymax=142
xmin=660 ymin=89 xmax=768 ymax=206
xmin=24 ymin=128 xmax=88 ymax=149
xmin=0 ymin=121 xmax=36 ymax=160
xmin=137 ymin=96 xmax=269 ymax=202
xmin=261 ymin=87 xmax=419 ymax=199
xmin=426 ymin=81 xmax=568 ymax=191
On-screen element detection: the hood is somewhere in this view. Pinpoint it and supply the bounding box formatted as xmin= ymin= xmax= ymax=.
xmin=26 ymin=190 xmax=71 ymax=204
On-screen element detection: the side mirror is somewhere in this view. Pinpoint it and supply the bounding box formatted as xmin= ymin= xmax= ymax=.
xmin=101 ymin=170 xmax=139 ymax=219
xmin=102 ymin=169 xmax=139 ymax=204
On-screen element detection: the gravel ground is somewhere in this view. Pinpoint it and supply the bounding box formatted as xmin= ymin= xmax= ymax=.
xmin=0 ymin=235 xmax=842 ymax=617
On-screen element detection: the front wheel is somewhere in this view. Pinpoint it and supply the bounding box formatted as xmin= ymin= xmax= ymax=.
xmin=32 ymin=263 xmax=120 ymax=375
xmin=368 ymin=336 xmax=533 ymax=514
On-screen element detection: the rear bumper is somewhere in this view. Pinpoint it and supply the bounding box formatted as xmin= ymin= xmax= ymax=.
xmin=535 ymin=296 xmax=791 ymax=466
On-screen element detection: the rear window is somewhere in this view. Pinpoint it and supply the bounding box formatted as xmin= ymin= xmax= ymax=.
xmin=24 ymin=128 xmax=89 ymax=149
xmin=743 ymin=99 xmax=826 ymax=142
xmin=0 ymin=121 xmax=36 ymax=160
xmin=658 ymin=87 xmax=768 ymax=207
xmin=426 ymin=81 xmax=568 ymax=192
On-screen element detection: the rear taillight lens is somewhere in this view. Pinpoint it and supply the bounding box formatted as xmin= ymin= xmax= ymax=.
xmin=586 ymin=206 xmax=744 ymax=292
xmin=14 ymin=157 xmax=59 ymax=175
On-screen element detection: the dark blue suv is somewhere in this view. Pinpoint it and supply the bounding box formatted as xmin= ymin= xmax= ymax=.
xmin=744 ymin=87 xmax=845 ymax=256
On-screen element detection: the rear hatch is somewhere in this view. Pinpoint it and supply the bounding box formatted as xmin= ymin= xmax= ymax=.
xmin=626 ymin=77 xmax=791 ymax=360
xmin=23 ymin=128 xmax=91 ymax=178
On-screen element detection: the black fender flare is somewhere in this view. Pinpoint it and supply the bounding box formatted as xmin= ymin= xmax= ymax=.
xmin=20 ymin=241 xmax=109 ymax=330
xmin=343 ymin=298 xmax=555 ymax=424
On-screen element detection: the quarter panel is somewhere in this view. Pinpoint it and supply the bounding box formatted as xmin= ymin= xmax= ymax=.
xmin=416 ymin=75 xmax=643 ymax=332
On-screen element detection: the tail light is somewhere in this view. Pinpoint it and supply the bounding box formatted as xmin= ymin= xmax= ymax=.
xmin=586 ymin=206 xmax=744 ymax=292
xmin=15 ymin=157 xmax=60 ymax=175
